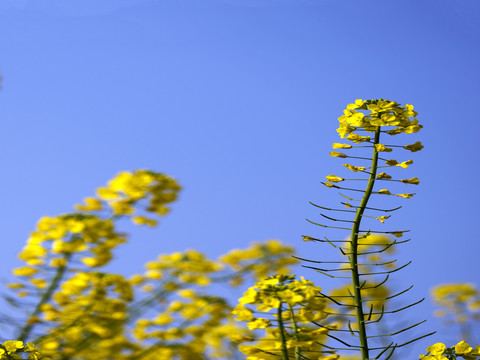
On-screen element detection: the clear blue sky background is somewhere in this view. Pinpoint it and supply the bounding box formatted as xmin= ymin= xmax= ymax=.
xmin=0 ymin=0 xmax=479 ymax=355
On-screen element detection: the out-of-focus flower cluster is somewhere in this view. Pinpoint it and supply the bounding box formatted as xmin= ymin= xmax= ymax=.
xmin=0 ymin=341 xmax=46 ymax=360
xmin=4 ymin=170 xmax=303 ymax=360
xmin=431 ymin=283 xmax=479 ymax=342
xmin=233 ymin=274 xmax=329 ymax=360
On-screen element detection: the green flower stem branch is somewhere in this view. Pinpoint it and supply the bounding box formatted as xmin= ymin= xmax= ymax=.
xmin=349 ymin=126 xmax=381 ymax=360
xmin=277 ymin=302 xmax=290 ymax=360
xmin=17 ymin=253 xmax=72 ymax=342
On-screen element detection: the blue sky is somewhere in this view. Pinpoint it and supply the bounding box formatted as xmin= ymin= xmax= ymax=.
xmin=0 ymin=0 xmax=479 ymax=354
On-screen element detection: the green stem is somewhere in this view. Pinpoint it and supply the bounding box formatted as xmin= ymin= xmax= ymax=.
xmin=17 ymin=253 xmax=71 ymax=341
xmin=277 ymin=302 xmax=290 ymax=360
xmin=288 ymin=303 xmax=301 ymax=360
xmin=349 ymin=126 xmax=381 ymax=360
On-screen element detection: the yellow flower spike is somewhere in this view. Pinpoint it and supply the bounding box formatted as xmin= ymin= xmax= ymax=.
xmin=376 ymin=216 xmax=391 ymax=223
xmin=455 ymin=341 xmax=473 ymax=355
xmin=396 ymin=160 xmax=414 ymax=168
xmin=329 ymin=151 xmax=348 ymax=158
xmin=395 ymin=193 xmax=415 ymax=199
xmin=374 ymin=144 xmax=393 ymax=152
xmin=347 ymin=133 xmax=371 ymax=143
xmin=325 ymin=175 xmax=344 ymax=183
xmin=332 ymin=143 xmax=352 ymax=149
xmin=404 ymin=141 xmax=424 ymax=152
xmin=401 ymin=177 xmax=420 ymax=185
xmin=376 ymin=172 xmax=392 ymax=179
xmin=343 ymin=164 xmax=366 ymax=172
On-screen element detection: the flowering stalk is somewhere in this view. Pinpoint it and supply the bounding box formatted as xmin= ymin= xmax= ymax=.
xmin=303 ymin=99 xmax=430 ymax=359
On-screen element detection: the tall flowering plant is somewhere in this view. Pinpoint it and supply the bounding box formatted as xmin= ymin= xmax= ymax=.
xmin=301 ymin=99 xmax=429 ymax=360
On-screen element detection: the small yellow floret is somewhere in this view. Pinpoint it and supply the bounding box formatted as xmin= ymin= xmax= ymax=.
xmin=325 ymin=175 xmax=344 ymax=183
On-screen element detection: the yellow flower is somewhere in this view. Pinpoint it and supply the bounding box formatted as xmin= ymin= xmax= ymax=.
xmin=426 ymin=343 xmax=446 ymax=356
xmin=377 ymin=172 xmax=392 ymax=179
xmin=13 ymin=267 xmax=38 ymax=277
xmin=404 ymin=141 xmax=424 ymax=152
xmin=247 ymin=318 xmax=272 ymax=330
xmin=74 ymin=197 xmax=103 ymax=211
xmin=401 ymin=177 xmax=420 ymax=185
xmin=376 ymin=216 xmax=391 ymax=223
xmin=3 ymin=341 xmax=23 ymax=353
xmin=396 ymin=160 xmax=414 ymax=168
xmin=329 ymin=151 xmax=348 ymax=158
xmin=132 ymin=216 xmax=158 ymax=227
xmin=343 ymin=164 xmax=366 ymax=172
xmin=395 ymin=193 xmax=415 ymax=199
xmin=326 ymin=175 xmax=344 ymax=183
xmin=455 ymin=341 xmax=473 ymax=355
xmin=385 ymin=159 xmax=398 ymax=166
xmin=377 ymin=189 xmax=392 ymax=195
xmin=346 ymin=99 xmax=366 ymax=109
xmin=332 ymin=143 xmax=352 ymax=149
xmin=337 ymin=122 xmax=356 ymax=138
xmin=230 ymin=334 xmax=255 ymax=343
xmin=375 ymin=144 xmax=393 ymax=152
xmin=347 ymin=133 xmax=371 ymax=143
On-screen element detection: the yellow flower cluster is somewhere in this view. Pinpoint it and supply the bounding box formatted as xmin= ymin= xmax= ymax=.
xmin=420 ymin=341 xmax=480 ymax=360
xmin=120 ymin=241 xmax=300 ymax=359
xmin=338 ymin=99 xmax=422 ymax=138
xmin=220 ymin=240 xmax=299 ymax=286
xmin=10 ymin=171 xmax=181 ymax=299
xmin=431 ymin=283 xmax=480 ymax=325
xmin=33 ymin=272 xmax=133 ymax=358
xmin=0 ymin=341 xmax=46 ymax=360
xmin=76 ymin=169 xmax=181 ymax=224
xmin=326 ymin=100 xmax=423 ymax=206
xmin=234 ymin=274 xmax=328 ymax=359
